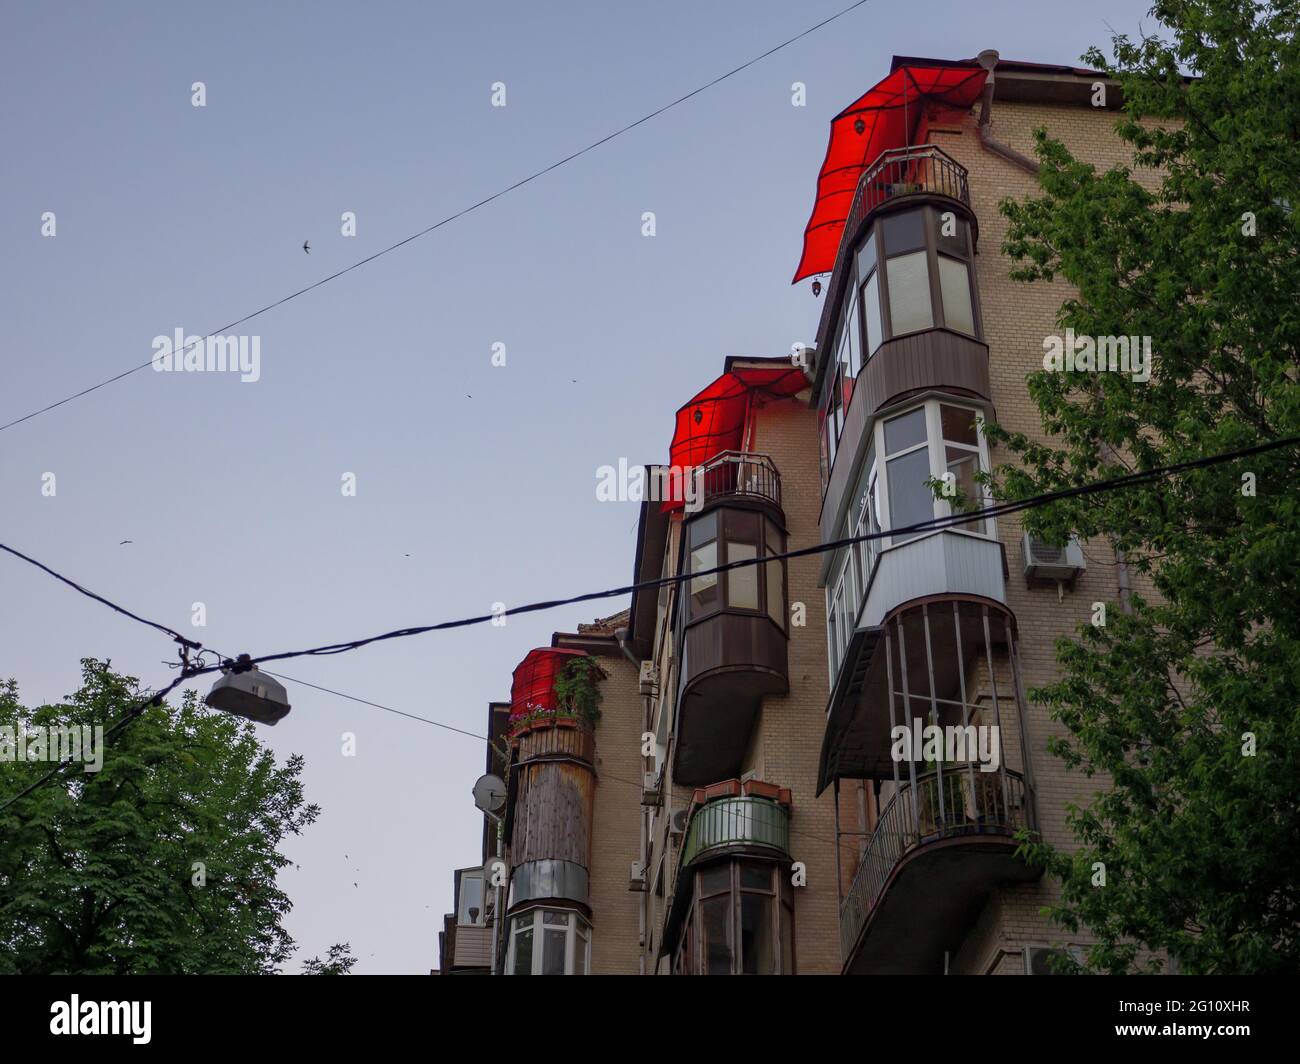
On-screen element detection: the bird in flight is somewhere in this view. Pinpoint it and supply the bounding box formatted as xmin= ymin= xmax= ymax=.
xmin=302 ymin=240 xmax=311 ymax=254
xmin=118 ymin=539 xmax=133 ymax=545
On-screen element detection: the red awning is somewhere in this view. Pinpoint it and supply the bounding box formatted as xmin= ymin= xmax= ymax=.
xmin=509 ymin=647 xmax=586 ymax=725
xmin=792 ymin=63 xmax=987 ymax=283
xmin=661 ymin=367 xmax=807 ymax=512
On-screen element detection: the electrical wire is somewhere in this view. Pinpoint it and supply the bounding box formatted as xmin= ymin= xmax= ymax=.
xmin=0 ymin=0 xmax=874 ymax=436
xmin=2 ymin=432 xmax=1296 ymax=813
xmin=185 ymin=432 xmax=1300 ymax=677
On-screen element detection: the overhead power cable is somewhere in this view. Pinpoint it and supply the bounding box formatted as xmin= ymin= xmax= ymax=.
xmin=1 ymin=433 xmax=1296 ymax=815
xmin=3 ymin=432 xmax=1298 ymax=686
xmin=194 ymin=433 xmax=1300 ymax=676
xmin=0 ymin=0 xmax=874 ymax=435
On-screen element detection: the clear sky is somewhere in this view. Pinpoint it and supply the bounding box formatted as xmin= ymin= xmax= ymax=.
xmin=0 ymin=0 xmax=1155 ymax=973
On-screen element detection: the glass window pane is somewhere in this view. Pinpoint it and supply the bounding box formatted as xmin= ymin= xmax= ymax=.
xmin=937 ymin=215 xmax=969 ymax=258
xmin=542 ymin=928 xmax=566 ymax=975
xmin=699 ymin=864 xmax=730 ymax=896
xmin=941 ymin=404 xmax=979 ymax=445
xmin=702 ymin=895 xmax=733 ymax=975
xmin=728 ymin=541 xmax=759 ymax=610
xmin=862 ymin=272 xmax=882 ymax=356
xmin=460 ymin=875 xmax=484 ymax=925
xmin=886 ymin=251 xmax=933 ymax=335
xmin=846 ymin=294 xmax=862 ymax=377
xmin=765 ymin=519 xmax=785 ymax=629
xmin=689 ymin=510 xmax=716 ymax=547
xmin=881 ymin=209 xmax=925 ymax=254
xmin=780 ymin=906 xmax=794 ymax=974
xmin=740 ymin=863 xmax=773 ymax=892
xmin=543 ymin=910 xmax=568 ymax=926
xmin=884 ymin=408 xmax=926 ymax=455
xmin=946 ymin=447 xmax=986 ymax=535
xmin=575 ymin=935 xmax=587 ymax=975
xmin=856 ymin=230 xmax=877 ymax=277
xmin=741 ymin=894 xmax=776 ymax=975
xmin=939 ymin=255 xmax=975 ymax=335
xmin=690 ymin=540 xmax=718 ymax=617
xmin=513 ymin=924 xmax=534 ymax=976
xmin=888 ymin=447 xmax=935 ymax=542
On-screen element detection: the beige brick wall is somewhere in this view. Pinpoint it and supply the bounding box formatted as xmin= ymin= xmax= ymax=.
xmin=588 ymin=656 xmax=648 ymax=974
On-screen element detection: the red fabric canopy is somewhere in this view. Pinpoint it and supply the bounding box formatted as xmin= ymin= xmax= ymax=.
xmin=792 ymin=63 xmax=987 ymax=283
xmin=661 ymin=367 xmax=807 ymax=512
xmin=509 ymin=647 xmax=585 ymax=725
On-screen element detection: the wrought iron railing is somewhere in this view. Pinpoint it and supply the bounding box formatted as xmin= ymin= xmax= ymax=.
xmin=681 ymin=796 xmax=791 ymax=869
xmin=694 ymin=451 xmax=782 ymax=512
xmin=839 ymin=767 xmax=1027 ymax=961
xmin=841 ymin=145 xmax=970 ymax=252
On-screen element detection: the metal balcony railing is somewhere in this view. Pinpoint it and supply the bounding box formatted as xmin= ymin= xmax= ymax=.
xmin=681 ymin=796 xmax=791 ymax=869
xmin=695 ymin=451 xmax=781 ymax=512
xmin=841 ymin=145 xmax=970 ymax=256
xmin=839 ymin=767 xmax=1027 ymax=962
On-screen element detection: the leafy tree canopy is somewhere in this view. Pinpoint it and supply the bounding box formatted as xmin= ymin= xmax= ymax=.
xmin=0 ymin=659 xmax=321 ymax=974
xmin=991 ymin=0 xmax=1300 ymax=973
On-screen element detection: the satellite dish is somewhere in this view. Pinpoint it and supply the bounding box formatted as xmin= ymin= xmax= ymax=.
xmin=472 ymin=773 xmax=507 ymax=814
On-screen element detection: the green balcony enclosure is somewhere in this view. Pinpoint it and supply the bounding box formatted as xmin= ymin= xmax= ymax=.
xmin=680 ymin=796 xmax=791 ymax=869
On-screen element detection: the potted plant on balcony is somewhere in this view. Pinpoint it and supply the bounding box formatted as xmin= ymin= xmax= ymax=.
xmin=553 ymin=654 xmax=604 ymax=726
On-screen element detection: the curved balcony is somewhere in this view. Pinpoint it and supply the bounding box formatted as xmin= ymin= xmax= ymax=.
xmin=840 ymin=768 xmax=1040 ymax=973
xmin=693 ymin=451 xmax=782 ymax=516
xmin=675 ymin=615 xmax=789 ymax=785
xmin=681 ymin=795 xmax=791 ymax=869
xmin=843 ymin=145 xmax=971 ymax=242
xmin=675 ymin=482 xmax=790 ymax=786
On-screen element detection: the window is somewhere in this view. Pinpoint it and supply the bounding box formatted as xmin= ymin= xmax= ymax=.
xmin=674 ymin=861 xmax=795 ymax=975
xmin=684 ymin=509 xmax=787 ymax=631
xmin=938 ymin=255 xmax=975 ymax=335
xmin=688 ymin=512 xmax=719 ymax=620
xmin=764 ymin=519 xmax=785 ymax=629
xmin=861 ymin=271 xmax=883 ymax=357
xmin=456 ymin=869 xmax=485 ymax=926
xmin=880 ymin=400 xmax=991 ymax=548
xmin=886 ymin=250 xmax=933 ymax=335
xmin=941 ymin=404 xmax=986 ymax=533
xmin=505 ymin=908 xmax=592 ymax=975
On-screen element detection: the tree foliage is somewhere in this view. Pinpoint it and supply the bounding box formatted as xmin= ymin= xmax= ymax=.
xmin=0 ymin=659 xmax=321 ymax=974
xmin=990 ymin=0 xmax=1300 ymax=973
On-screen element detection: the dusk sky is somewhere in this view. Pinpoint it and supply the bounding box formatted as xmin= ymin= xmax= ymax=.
xmin=1 ymin=0 xmax=1155 ymax=973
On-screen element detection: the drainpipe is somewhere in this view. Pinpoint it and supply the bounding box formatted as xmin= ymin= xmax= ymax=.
xmin=976 ymin=50 xmax=1040 ymax=176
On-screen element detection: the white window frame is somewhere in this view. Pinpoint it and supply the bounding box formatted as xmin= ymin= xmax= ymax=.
xmin=505 ymin=908 xmax=592 ymax=975
xmin=873 ymin=399 xmax=994 ymax=551
xmin=457 ymin=869 xmax=486 ymax=926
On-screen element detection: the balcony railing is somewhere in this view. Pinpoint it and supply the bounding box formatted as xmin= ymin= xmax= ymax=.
xmin=840 ymin=767 xmax=1027 ymax=961
xmin=681 ymin=796 xmax=791 ymax=869
xmin=841 ymin=145 xmax=970 ymax=257
xmin=694 ymin=451 xmax=781 ymax=513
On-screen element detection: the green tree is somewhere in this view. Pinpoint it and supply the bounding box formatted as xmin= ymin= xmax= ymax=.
xmin=0 ymin=659 xmax=321 ymax=974
xmin=990 ymin=0 xmax=1300 ymax=974
xmin=300 ymin=941 xmax=358 ymax=975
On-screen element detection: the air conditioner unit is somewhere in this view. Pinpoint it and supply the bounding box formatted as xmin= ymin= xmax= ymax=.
xmin=670 ymin=809 xmax=690 ymax=837
xmin=628 ymin=860 xmax=647 ymax=892
xmin=640 ymin=771 xmax=663 ymax=808
xmin=638 ymin=661 xmax=660 ymax=697
xmin=1022 ymin=533 xmax=1086 ymax=587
